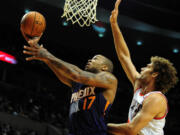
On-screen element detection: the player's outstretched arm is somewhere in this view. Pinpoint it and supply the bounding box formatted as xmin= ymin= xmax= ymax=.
xmin=23 ymin=43 xmax=72 ymax=87
xmin=110 ymin=0 xmax=139 ymax=87
xmin=23 ymin=45 xmax=117 ymax=91
xmin=45 ymin=60 xmax=73 ymax=87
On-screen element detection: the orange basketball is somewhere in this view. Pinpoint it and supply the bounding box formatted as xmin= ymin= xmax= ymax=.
xmin=20 ymin=11 xmax=46 ymax=38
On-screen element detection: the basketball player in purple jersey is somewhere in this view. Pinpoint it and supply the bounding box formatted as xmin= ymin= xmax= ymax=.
xmin=23 ymin=39 xmax=118 ymax=135
xmin=107 ymin=0 xmax=178 ymax=135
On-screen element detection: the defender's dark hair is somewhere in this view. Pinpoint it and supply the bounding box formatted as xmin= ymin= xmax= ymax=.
xmin=151 ymin=56 xmax=178 ymax=93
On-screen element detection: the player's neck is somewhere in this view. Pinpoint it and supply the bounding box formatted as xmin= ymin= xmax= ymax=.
xmin=85 ymin=68 xmax=100 ymax=73
xmin=141 ymin=83 xmax=155 ymax=95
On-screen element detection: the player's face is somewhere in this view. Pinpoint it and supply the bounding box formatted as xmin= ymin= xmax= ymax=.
xmin=139 ymin=63 xmax=154 ymax=83
xmin=85 ymin=55 xmax=104 ymax=72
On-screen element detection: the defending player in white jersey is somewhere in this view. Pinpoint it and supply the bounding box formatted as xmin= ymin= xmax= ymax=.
xmin=107 ymin=0 xmax=179 ymax=135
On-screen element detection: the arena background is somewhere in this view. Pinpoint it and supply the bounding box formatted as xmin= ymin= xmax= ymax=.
xmin=0 ymin=0 xmax=180 ymax=134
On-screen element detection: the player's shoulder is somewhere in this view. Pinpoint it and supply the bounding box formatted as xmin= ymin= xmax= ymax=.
xmin=97 ymin=71 xmax=117 ymax=81
xmin=96 ymin=72 xmax=118 ymax=88
xmin=144 ymin=91 xmax=167 ymax=105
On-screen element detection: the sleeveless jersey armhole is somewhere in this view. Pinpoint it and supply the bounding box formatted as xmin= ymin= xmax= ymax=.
xmin=143 ymin=92 xmax=168 ymax=120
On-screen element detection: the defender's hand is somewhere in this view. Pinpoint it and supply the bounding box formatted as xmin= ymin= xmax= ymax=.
xmin=110 ymin=0 xmax=122 ymax=24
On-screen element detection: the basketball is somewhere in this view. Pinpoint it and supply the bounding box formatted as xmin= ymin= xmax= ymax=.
xmin=20 ymin=11 xmax=46 ymax=38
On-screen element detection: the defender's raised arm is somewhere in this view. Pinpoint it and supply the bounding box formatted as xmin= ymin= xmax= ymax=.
xmin=110 ymin=0 xmax=140 ymax=88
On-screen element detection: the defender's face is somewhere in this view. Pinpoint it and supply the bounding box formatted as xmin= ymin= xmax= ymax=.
xmin=85 ymin=55 xmax=104 ymax=72
xmin=139 ymin=63 xmax=154 ymax=81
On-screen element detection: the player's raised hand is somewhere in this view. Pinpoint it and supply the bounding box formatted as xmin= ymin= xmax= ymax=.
xmin=23 ymin=44 xmax=50 ymax=62
xmin=20 ymin=24 xmax=43 ymax=43
xmin=27 ymin=35 xmax=42 ymax=47
xmin=110 ymin=0 xmax=122 ymax=24
xmin=20 ymin=27 xmax=43 ymax=47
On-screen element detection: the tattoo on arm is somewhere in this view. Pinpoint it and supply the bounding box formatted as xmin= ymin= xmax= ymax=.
xmin=47 ymin=55 xmax=116 ymax=88
xmin=47 ymin=55 xmax=81 ymax=80
xmin=46 ymin=61 xmax=72 ymax=87
xmin=77 ymin=72 xmax=116 ymax=88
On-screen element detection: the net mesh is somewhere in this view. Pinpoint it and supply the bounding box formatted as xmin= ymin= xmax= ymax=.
xmin=61 ymin=0 xmax=98 ymax=27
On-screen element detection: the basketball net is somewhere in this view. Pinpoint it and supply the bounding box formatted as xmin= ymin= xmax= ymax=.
xmin=61 ymin=0 xmax=98 ymax=27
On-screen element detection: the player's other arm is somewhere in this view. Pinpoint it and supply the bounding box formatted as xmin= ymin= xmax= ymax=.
xmin=110 ymin=0 xmax=140 ymax=88
xmin=108 ymin=94 xmax=167 ymax=135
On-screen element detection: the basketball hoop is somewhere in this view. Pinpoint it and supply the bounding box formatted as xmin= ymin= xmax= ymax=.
xmin=61 ymin=0 xmax=98 ymax=27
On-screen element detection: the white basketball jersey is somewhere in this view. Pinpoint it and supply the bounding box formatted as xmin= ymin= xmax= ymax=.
xmin=128 ymin=88 xmax=168 ymax=135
